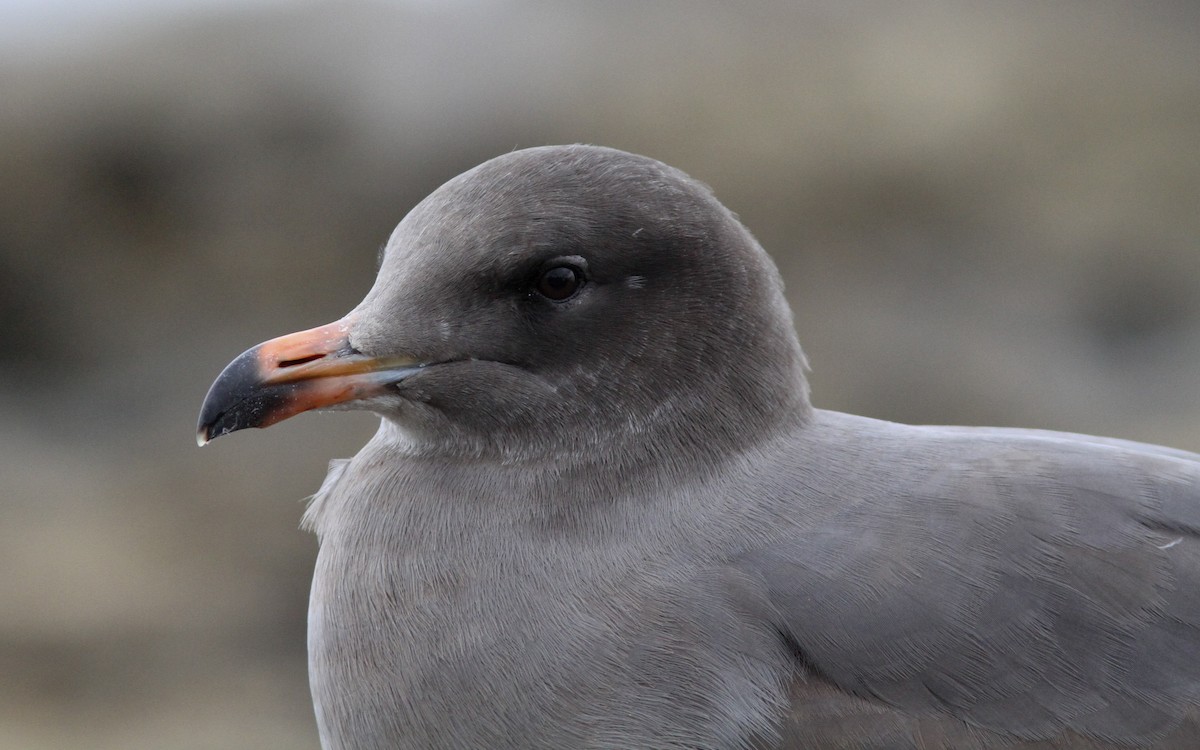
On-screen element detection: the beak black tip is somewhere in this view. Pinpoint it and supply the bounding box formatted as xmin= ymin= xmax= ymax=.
xmin=196 ymin=343 xmax=273 ymax=446
xmin=195 ymin=410 xmax=234 ymax=446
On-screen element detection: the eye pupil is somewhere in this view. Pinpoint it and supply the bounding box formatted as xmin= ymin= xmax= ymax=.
xmin=537 ymin=266 xmax=582 ymax=301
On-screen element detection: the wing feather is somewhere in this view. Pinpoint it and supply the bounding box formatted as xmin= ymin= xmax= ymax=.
xmin=736 ymin=431 xmax=1200 ymax=747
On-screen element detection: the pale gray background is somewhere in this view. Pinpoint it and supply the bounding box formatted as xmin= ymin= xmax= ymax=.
xmin=1 ymin=1 xmax=1198 ymax=748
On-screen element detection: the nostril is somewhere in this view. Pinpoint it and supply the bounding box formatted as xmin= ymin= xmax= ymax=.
xmin=278 ymin=353 xmax=325 ymax=368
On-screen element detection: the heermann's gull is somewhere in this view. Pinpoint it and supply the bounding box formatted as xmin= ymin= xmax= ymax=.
xmin=198 ymin=145 xmax=1200 ymax=749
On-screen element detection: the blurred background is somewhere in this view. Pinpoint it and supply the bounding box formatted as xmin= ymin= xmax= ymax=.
xmin=1 ymin=1 xmax=1197 ymax=747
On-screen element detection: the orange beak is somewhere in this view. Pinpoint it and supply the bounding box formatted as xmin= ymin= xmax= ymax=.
xmin=196 ymin=315 xmax=421 ymax=445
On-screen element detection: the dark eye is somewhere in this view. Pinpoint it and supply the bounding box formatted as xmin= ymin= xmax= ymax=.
xmin=535 ymin=266 xmax=583 ymax=301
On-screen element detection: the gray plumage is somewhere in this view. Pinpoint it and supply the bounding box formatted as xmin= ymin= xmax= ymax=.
xmin=200 ymin=145 xmax=1200 ymax=749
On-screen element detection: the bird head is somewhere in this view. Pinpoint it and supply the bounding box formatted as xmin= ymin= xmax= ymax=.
xmin=198 ymin=145 xmax=809 ymax=461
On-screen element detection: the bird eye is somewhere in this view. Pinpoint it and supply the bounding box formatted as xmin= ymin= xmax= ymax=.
xmin=535 ymin=266 xmax=583 ymax=301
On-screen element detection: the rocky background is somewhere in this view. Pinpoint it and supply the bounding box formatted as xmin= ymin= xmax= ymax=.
xmin=1 ymin=1 xmax=1197 ymax=747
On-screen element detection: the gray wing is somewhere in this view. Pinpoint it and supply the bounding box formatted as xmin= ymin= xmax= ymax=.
xmin=734 ymin=430 xmax=1200 ymax=748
